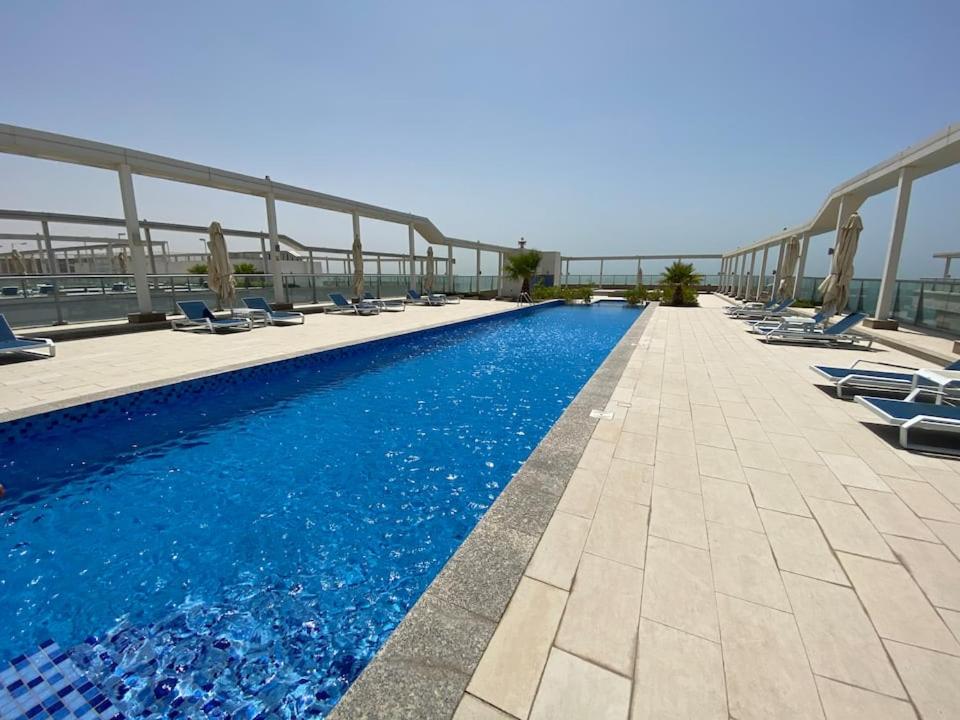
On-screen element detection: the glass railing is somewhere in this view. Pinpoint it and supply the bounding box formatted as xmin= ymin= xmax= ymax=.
xmin=560 ymin=274 xmax=723 ymax=287
xmin=0 ymin=274 xmax=512 ymax=328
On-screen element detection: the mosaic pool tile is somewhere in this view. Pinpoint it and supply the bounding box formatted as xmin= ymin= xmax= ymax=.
xmin=0 ymin=641 xmax=123 ymax=720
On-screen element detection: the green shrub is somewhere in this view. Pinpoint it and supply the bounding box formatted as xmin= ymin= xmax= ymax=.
xmin=623 ymin=286 xmax=648 ymax=306
xmin=532 ymin=282 xmax=562 ymax=300
xmin=646 ymin=287 xmax=662 ymax=302
xmin=233 ymin=262 xmax=259 ymax=274
xmin=187 ymin=263 xmax=207 ymax=274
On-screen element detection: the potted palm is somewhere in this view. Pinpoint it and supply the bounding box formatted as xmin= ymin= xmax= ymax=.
xmin=660 ymin=261 xmax=702 ymax=306
xmin=503 ymin=250 xmax=542 ymax=299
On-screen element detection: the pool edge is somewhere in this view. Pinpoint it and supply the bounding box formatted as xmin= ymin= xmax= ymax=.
xmin=328 ymin=302 xmax=658 ymax=720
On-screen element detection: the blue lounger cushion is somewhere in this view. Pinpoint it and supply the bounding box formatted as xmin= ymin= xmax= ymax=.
xmin=858 ymin=397 xmax=960 ymax=424
xmin=0 ymin=313 xmax=56 ymax=356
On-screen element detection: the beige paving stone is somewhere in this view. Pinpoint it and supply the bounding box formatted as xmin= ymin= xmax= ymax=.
xmin=814 ymin=677 xmax=917 ymax=720
xmin=691 ymin=404 xmax=726 ymax=426
xmin=883 ymin=476 xmax=960 ymax=524
xmin=556 ymin=553 xmax=643 ymax=676
xmin=941 ymin=608 xmax=960 ymax=642
xmin=721 ymin=400 xmax=756 ymax=421
xmin=784 ymin=459 xmax=853 ymax=504
xmin=926 ymin=519 xmax=960 ymax=557
xmin=885 ymin=640 xmax=960 ymax=720
xmin=734 ymin=437 xmax=788 ymax=473
xmin=693 ymin=420 xmax=736 ymax=449
xmin=820 ymin=452 xmax=890 ymax=492
xmin=743 ymin=466 xmax=810 ymax=516
xmin=452 ymin=694 xmax=516 ymax=720
xmin=622 ymin=408 xmax=658 ymax=436
xmin=614 ymin=430 xmax=656 ymax=465
xmin=578 ymin=437 xmax=616 ymax=474
xmin=716 ymin=593 xmax=824 ymax=720
xmin=697 ymin=444 xmax=746 ymax=482
xmin=632 ymin=619 xmax=727 ymax=720
xmin=556 ymin=467 xmax=604 ymax=519
xmin=848 ymin=487 xmax=937 ymax=542
xmin=838 ymin=552 xmax=960 ymax=655
xmin=658 ymin=406 xmax=693 ymax=430
xmin=467 ymin=577 xmax=568 ymax=718
xmin=708 ymin=521 xmax=789 ymax=611
xmin=763 ymin=432 xmax=821 ymax=465
xmin=652 ymin=450 xmax=701 ymax=493
xmin=649 ymin=484 xmax=708 ymax=549
xmin=528 ymin=648 xmax=631 ymax=720
xmin=924 ymin=467 xmax=960 ymax=504
xmin=807 ymin=497 xmax=895 ymax=561
xmin=591 ymin=417 xmax=624 ymax=444
xmin=641 ymin=536 xmax=719 ymax=641
xmin=760 ymin=509 xmax=848 ymax=584
xmin=525 ymin=511 xmax=592 ymax=591
xmin=725 ymin=416 xmax=767 ymax=441
xmin=782 ymin=572 xmax=905 ymax=697
xmin=801 ymin=427 xmax=856 ymax=456
xmin=884 ymin=535 xmax=960 ymax=611
xmin=701 ymin=476 xmax=763 ymax=532
xmin=584 ymin=494 xmax=648 ymax=568
xmin=602 ymin=457 xmax=653 ymax=506
xmin=655 ymin=426 xmax=696 ymax=456
xmin=660 ymin=391 xmax=690 ymax=410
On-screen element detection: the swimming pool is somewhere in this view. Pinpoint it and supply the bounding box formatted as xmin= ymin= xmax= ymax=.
xmin=1 ymin=302 xmax=640 ymax=718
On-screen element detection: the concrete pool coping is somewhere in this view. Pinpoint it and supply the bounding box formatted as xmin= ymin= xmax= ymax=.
xmin=328 ymin=302 xmax=657 ymax=719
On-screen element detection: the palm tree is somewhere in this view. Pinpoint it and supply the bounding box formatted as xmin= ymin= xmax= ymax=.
xmin=660 ymin=261 xmax=702 ymax=306
xmin=503 ymin=250 xmax=542 ymax=297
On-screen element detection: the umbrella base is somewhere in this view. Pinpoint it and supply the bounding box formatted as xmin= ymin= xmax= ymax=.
xmin=127 ymin=311 xmax=167 ymax=324
xmin=270 ymin=302 xmax=295 ymax=310
xmin=863 ymin=318 xmax=899 ymax=330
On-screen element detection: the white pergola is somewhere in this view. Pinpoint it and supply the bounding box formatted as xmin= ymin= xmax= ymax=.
xmin=0 ymin=124 xmax=516 ymax=319
xmin=718 ymin=122 xmax=960 ymax=328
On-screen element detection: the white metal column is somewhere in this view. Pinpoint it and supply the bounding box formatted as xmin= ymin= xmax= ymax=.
xmin=599 ymin=259 xmax=604 ymax=286
xmin=773 ymin=240 xmax=787 ymax=298
xmin=475 ymin=243 xmax=481 ymax=295
xmin=265 ymin=187 xmax=285 ymax=302
xmin=737 ymin=254 xmax=748 ymax=297
xmin=873 ymin=167 xmax=915 ymax=325
xmin=756 ymin=247 xmax=769 ymax=301
xmin=793 ymin=232 xmax=810 ymax=299
xmin=447 ymin=243 xmax=454 ymax=291
xmin=407 ymin=224 xmax=417 ymax=290
xmin=746 ymin=251 xmax=757 ymax=300
xmin=497 ymin=252 xmax=504 ymax=295
xmin=117 ymin=163 xmax=154 ymax=315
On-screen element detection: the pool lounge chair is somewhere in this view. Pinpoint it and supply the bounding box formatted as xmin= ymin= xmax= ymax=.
xmin=747 ymin=311 xmax=827 ymax=333
xmin=0 ymin=313 xmax=55 ymax=358
xmin=327 ymin=293 xmax=380 ymax=315
xmin=363 ymin=292 xmax=405 ymax=312
xmin=812 ymin=358 xmax=960 ymax=399
xmin=724 ymin=299 xmax=776 ymax=315
xmin=171 ymin=301 xmax=253 ymax=332
xmin=728 ymin=298 xmax=794 ymax=319
xmin=762 ymin=312 xmax=870 ymax=348
xmin=855 ymin=396 xmax=960 ymax=456
xmin=407 ymin=289 xmax=446 ymax=306
xmin=242 ymin=297 xmax=305 ymax=325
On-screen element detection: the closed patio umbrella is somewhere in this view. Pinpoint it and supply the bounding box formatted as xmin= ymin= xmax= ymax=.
xmin=818 ymin=212 xmax=862 ymax=316
xmin=351 ymin=232 xmax=364 ymax=300
xmin=777 ymin=236 xmax=800 ymax=299
xmin=207 ymin=221 xmax=236 ymax=310
xmin=116 ymin=248 xmax=128 ymax=275
xmin=424 ymin=246 xmax=435 ymax=293
xmin=10 ymin=248 xmax=27 ymax=274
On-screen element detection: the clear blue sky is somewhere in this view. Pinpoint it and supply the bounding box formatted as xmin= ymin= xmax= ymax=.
xmin=1 ymin=0 xmax=958 ymax=278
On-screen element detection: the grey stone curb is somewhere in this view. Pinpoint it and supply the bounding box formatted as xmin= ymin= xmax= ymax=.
xmin=330 ymin=302 xmax=658 ymax=720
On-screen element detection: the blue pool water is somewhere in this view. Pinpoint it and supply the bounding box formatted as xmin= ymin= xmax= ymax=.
xmin=1 ymin=303 xmax=639 ymax=718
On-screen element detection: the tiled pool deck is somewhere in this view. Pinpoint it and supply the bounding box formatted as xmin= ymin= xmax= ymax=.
xmin=434 ymin=295 xmax=960 ymax=720
xmin=4 ymin=296 xmax=960 ymax=719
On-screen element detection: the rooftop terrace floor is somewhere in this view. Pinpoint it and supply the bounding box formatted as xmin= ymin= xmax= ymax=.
xmin=450 ymin=294 xmax=960 ymax=720
xmin=0 ymin=300 xmax=516 ymax=422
